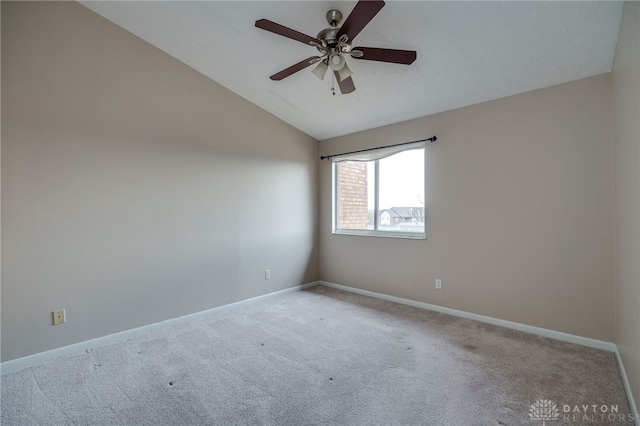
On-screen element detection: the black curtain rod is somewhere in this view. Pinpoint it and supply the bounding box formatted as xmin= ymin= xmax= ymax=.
xmin=320 ymin=136 xmax=437 ymax=160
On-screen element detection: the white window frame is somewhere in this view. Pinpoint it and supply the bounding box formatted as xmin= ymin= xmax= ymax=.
xmin=332 ymin=142 xmax=426 ymax=240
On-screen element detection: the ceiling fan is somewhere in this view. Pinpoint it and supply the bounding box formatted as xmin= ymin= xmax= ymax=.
xmin=255 ymin=0 xmax=417 ymax=95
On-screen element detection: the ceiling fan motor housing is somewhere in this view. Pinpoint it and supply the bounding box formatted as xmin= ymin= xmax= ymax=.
xmin=317 ymin=27 xmax=340 ymax=47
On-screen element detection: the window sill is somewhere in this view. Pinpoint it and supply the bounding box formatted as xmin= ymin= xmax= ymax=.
xmin=332 ymin=229 xmax=426 ymax=240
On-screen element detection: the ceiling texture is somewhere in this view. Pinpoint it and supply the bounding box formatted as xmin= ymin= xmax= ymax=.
xmin=79 ymin=1 xmax=624 ymax=141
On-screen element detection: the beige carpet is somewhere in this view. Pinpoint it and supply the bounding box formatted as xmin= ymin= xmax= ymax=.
xmin=1 ymin=285 xmax=633 ymax=425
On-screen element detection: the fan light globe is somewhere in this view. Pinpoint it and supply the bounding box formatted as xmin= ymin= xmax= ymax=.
xmin=312 ymin=61 xmax=329 ymax=80
xmin=328 ymin=53 xmax=345 ymax=71
xmin=337 ymin=63 xmax=353 ymax=82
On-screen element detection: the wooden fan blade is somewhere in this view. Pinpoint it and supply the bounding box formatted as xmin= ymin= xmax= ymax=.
xmin=337 ymin=1 xmax=385 ymax=43
xmin=352 ymin=47 xmax=417 ymax=65
xmin=270 ymin=57 xmax=321 ymax=81
xmin=255 ymin=19 xmax=321 ymax=46
xmin=334 ymin=71 xmax=356 ymax=94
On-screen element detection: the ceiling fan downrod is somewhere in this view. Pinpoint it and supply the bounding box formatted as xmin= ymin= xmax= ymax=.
xmin=326 ymin=10 xmax=343 ymax=28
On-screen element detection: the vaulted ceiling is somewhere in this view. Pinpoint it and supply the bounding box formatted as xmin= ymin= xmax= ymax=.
xmin=80 ymin=1 xmax=624 ymax=141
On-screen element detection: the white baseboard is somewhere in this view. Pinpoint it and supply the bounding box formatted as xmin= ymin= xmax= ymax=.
xmin=318 ymin=281 xmax=616 ymax=351
xmin=0 ymin=281 xmax=319 ymax=374
xmin=614 ymin=350 xmax=640 ymax=426
xmin=319 ymin=280 xmax=640 ymax=422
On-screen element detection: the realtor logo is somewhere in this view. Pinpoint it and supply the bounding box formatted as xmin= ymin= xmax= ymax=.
xmin=529 ymin=399 xmax=560 ymax=425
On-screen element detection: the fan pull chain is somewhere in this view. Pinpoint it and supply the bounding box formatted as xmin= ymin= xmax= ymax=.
xmin=331 ymin=72 xmax=336 ymax=96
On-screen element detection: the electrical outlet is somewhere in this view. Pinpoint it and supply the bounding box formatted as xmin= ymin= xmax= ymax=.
xmin=53 ymin=309 xmax=66 ymax=325
xmin=265 ymin=270 xmax=271 ymax=280
xmin=435 ymin=279 xmax=442 ymax=290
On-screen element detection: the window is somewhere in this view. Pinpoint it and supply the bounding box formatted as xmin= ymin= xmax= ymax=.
xmin=333 ymin=141 xmax=426 ymax=239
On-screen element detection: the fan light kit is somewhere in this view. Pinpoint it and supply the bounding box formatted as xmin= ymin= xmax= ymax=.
xmin=255 ymin=0 xmax=417 ymax=95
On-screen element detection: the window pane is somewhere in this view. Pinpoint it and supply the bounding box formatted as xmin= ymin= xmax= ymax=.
xmin=378 ymin=149 xmax=425 ymax=233
xmin=336 ymin=161 xmax=374 ymax=230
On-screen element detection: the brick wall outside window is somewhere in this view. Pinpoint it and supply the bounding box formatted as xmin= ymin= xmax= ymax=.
xmin=336 ymin=161 xmax=369 ymax=229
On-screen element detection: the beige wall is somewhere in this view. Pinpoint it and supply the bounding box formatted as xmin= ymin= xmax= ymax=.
xmin=320 ymin=74 xmax=615 ymax=342
xmin=1 ymin=1 xmax=318 ymax=362
xmin=613 ymin=1 xmax=640 ymax=411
